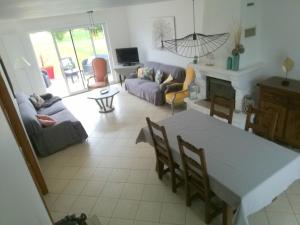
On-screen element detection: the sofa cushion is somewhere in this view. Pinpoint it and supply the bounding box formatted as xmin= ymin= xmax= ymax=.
xmin=18 ymin=102 xmax=41 ymax=135
xmin=50 ymin=109 xmax=78 ymax=123
xmin=125 ymin=78 xmax=164 ymax=105
xmin=137 ymin=67 xmax=154 ymax=81
xmin=37 ymin=100 xmax=66 ymax=115
xmin=36 ymin=114 xmax=57 ymax=127
xmin=155 ymin=70 xmax=166 ymax=84
xmin=29 ymin=93 xmax=45 ymax=110
xmin=16 ymin=93 xmax=36 ymax=111
xmin=144 ymin=62 xmax=185 ymax=83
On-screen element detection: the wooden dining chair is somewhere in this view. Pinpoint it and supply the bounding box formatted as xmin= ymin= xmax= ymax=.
xmin=210 ymin=95 xmax=235 ymax=124
xmin=146 ymin=117 xmax=182 ymax=193
xmin=245 ymin=105 xmax=279 ymax=141
xmin=177 ymin=135 xmax=223 ymax=224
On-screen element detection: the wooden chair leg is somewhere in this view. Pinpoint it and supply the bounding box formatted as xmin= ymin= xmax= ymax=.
xmin=185 ymin=183 xmax=191 ymax=206
xmin=204 ymin=199 xmax=211 ymax=224
xmin=171 ymin=169 xmax=177 ymax=193
xmin=157 ymin=161 xmax=164 ymax=180
xmin=171 ymin=103 xmax=174 ymax=115
xmin=223 ymin=204 xmax=234 ymax=225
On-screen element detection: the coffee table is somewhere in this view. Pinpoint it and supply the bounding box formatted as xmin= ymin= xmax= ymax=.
xmin=88 ymin=88 xmax=120 ymax=113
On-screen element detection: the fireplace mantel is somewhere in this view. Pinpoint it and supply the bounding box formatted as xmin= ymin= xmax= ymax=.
xmin=191 ymin=63 xmax=264 ymax=112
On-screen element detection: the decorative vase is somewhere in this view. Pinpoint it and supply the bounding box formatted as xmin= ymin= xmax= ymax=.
xmin=227 ymin=57 xmax=233 ymax=70
xmin=193 ymin=56 xmax=198 ymax=64
xmin=232 ymin=54 xmax=240 ymax=71
xmin=242 ymin=95 xmax=255 ymax=113
xmin=189 ymin=80 xmax=200 ymax=100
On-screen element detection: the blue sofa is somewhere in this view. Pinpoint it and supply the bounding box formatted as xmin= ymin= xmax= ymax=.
xmin=16 ymin=93 xmax=88 ymax=157
xmin=124 ymin=61 xmax=186 ymax=105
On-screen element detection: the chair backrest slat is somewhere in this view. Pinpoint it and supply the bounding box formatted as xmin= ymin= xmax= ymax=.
xmin=185 ymin=155 xmax=202 ymax=171
xmin=245 ymin=106 xmax=279 ymax=141
xmin=146 ymin=117 xmax=174 ymax=166
xmin=177 ymin=135 xmax=210 ymax=196
xmin=210 ymin=95 xmax=235 ymax=124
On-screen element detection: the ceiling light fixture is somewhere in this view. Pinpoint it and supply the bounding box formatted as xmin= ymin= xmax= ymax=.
xmin=87 ymin=10 xmax=97 ymax=34
xmin=162 ymin=0 xmax=230 ymax=58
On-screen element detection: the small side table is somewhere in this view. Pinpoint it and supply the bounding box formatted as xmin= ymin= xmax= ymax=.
xmin=88 ymin=88 xmax=120 ymax=113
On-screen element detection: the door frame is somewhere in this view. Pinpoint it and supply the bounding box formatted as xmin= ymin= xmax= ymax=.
xmin=0 ymin=62 xmax=48 ymax=195
xmin=29 ymin=23 xmax=114 ymax=97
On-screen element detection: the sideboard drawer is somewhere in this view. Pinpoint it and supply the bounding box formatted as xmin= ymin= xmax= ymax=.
xmin=258 ymin=77 xmax=300 ymax=148
xmin=289 ymin=98 xmax=300 ymax=109
xmin=261 ymin=89 xmax=288 ymax=106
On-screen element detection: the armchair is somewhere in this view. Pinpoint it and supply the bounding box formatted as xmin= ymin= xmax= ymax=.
xmin=87 ymin=57 xmax=109 ymax=90
xmin=165 ymin=66 xmax=195 ymax=114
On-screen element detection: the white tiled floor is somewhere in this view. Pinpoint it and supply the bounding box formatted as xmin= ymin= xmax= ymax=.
xmin=39 ymin=86 xmax=300 ymax=225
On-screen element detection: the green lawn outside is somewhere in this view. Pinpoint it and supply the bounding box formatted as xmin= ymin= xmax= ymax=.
xmin=54 ymin=27 xmax=109 ymax=67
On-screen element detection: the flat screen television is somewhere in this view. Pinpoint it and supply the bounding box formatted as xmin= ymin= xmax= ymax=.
xmin=116 ymin=47 xmax=139 ymax=66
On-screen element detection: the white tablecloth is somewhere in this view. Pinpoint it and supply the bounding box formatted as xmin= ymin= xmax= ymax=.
xmin=136 ymin=110 xmax=300 ymax=225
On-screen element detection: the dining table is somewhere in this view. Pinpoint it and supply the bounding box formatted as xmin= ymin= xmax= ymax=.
xmin=136 ymin=110 xmax=300 ymax=225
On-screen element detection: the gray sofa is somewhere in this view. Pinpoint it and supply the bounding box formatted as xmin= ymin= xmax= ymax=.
xmin=124 ymin=61 xmax=186 ymax=105
xmin=16 ymin=93 xmax=88 ymax=157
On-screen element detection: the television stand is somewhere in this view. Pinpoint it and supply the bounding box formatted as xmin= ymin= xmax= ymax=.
xmin=122 ymin=62 xmax=137 ymax=66
xmin=114 ymin=64 xmax=141 ymax=86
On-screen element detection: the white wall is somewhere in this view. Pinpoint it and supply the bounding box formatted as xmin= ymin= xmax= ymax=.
xmin=203 ymin=0 xmax=262 ymax=68
xmin=126 ymin=0 xmax=205 ymax=68
xmin=0 ymin=7 xmax=132 ymax=94
xmin=0 ymin=83 xmax=52 ymax=225
xmin=261 ymin=0 xmax=300 ymax=80
xmin=0 ymin=30 xmax=46 ymax=95
xmin=126 ymin=0 xmax=262 ymax=69
xmin=202 ymin=0 xmax=241 ymax=67
xmin=240 ymin=0 xmax=263 ymax=68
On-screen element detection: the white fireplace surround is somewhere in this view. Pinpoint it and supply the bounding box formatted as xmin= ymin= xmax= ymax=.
xmin=192 ymin=63 xmax=264 ymax=112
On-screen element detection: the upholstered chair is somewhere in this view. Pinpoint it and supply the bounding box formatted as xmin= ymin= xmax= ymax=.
xmin=87 ymin=58 xmax=109 ymax=89
xmin=165 ymin=66 xmax=196 ymax=114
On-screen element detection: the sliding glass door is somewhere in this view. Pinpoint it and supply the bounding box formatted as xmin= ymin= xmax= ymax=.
xmin=30 ymin=24 xmax=112 ymax=97
xmin=54 ymin=30 xmax=86 ymax=93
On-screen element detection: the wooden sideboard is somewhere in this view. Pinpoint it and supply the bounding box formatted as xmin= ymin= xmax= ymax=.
xmin=258 ymin=77 xmax=300 ymax=148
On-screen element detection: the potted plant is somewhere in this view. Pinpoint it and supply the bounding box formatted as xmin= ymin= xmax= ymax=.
xmin=231 ymin=26 xmax=245 ymax=71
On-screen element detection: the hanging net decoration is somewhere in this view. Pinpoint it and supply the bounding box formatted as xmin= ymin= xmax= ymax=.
xmin=161 ymin=0 xmax=230 ymax=58
xmin=162 ymin=33 xmax=230 ymax=58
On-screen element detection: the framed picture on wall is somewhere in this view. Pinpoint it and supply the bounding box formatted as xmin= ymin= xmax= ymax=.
xmin=0 ymin=56 xmax=15 ymax=97
xmin=152 ymin=16 xmax=176 ymax=49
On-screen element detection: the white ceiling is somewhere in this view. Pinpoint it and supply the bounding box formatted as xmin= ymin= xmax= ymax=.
xmin=0 ymin=0 xmax=172 ymax=21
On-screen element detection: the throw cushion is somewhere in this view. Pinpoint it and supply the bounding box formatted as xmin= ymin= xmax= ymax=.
xmin=29 ymin=93 xmax=45 ymax=109
xmin=155 ymin=70 xmax=164 ymax=84
xmin=36 ymin=114 xmax=56 ymax=127
xmin=137 ymin=68 xmax=144 ymax=78
xmin=159 ymin=74 xmax=174 ymax=90
xmin=161 ymin=74 xmax=173 ymax=84
xmin=137 ymin=67 xmax=154 ymax=81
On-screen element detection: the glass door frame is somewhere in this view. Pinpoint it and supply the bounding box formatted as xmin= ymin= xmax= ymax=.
xmin=30 ymin=23 xmax=114 ymax=97
xmin=52 ymin=27 xmax=91 ymax=95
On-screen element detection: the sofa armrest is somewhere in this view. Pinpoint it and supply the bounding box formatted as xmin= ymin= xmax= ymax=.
xmin=42 ymin=120 xmax=87 ymax=139
xmin=164 ymin=83 xmax=183 ymax=94
xmin=31 ymin=120 xmax=88 ymax=157
xmin=40 ymin=93 xmax=53 ymax=100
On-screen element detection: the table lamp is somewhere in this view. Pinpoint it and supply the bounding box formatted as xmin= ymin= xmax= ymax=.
xmin=281 ymin=57 xmax=294 ymax=86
